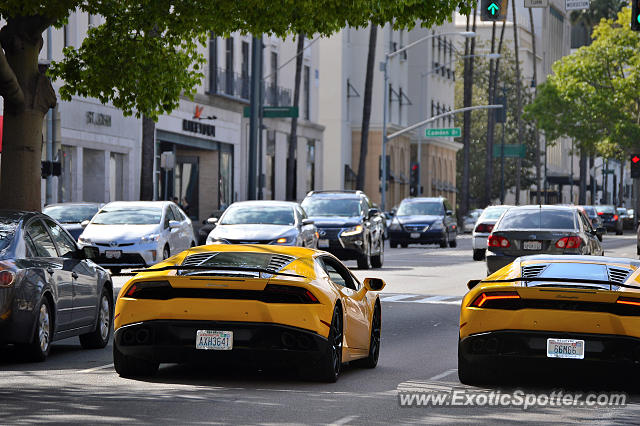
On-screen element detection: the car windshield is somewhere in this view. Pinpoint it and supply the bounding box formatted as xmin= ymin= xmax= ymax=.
xmin=595 ymin=205 xmax=615 ymax=214
xmin=301 ymin=198 xmax=361 ymax=217
xmin=43 ymin=205 xmax=98 ymax=223
xmin=480 ymin=206 xmax=510 ymax=220
xmin=220 ymin=205 xmax=295 ymax=225
xmin=0 ymin=218 xmax=19 ymax=254
xmin=396 ymin=202 xmax=444 ymax=216
xmin=497 ymin=209 xmax=576 ymax=230
xmin=92 ymin=207 xmax=162 ymax=225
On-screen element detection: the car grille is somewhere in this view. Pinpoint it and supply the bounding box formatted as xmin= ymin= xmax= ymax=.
xmin=267 ymin=254 xmax=296 ymax=270
xmin=521 ymin=264 xmax=547 ymax=278
xmin=316 ymin=228 xmax=342 ymax=239
xmin=403 ymin=224 xmax=429 ymax=233
xmin=608 ymin=267 xmax=632 ymax=284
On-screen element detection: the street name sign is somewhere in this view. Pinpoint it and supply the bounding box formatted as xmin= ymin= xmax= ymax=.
xmin=566 ymin=0 xmax=590 ymax=11
xmin=525 ymin=0 xmax=549 ymax=7
xmin=493 ymin=144 xmax=526 ymax=158
xmin=425 ymin=128 xmax=461 ymax=138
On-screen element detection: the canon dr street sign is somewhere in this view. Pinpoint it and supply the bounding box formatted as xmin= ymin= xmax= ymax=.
xmin=425 ymin=127 xmax=461 ymax=138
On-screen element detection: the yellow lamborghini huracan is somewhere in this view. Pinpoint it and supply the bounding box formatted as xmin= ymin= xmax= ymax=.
xmin=113 ymin=245 xmax=385 ymax=382
xmin=459 ymin=255 xmax=640 ymax=384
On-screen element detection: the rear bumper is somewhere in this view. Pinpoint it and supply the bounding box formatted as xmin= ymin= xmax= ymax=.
xmin=114 ymin=320 xmax=329 ymax=365
xmin=460 ymin=330 xmax=640 ymax=366
xmin=389 ymin=229 xmax=445 ymax=244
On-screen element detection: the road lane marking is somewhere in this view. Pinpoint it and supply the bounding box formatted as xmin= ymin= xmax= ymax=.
xmin=414 ymin=295 xmax=456 ymax=303
xmin=78 ymin=363 xmax=114 ymax=373
xmin=379 ymin=294 xmax=417 ymax=302
xmin=379 ymin=293 xmax=462 ymax=305
xmin=428 ymin=368 xmax=457 ymax=381
xmin=331 ymin=415 xmax=359 ymax=425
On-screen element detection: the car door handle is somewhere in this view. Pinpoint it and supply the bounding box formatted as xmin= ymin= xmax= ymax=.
xmin=71 ymin=272 xmax=78 ymax=279
xmin=46 ymin=268 xmax=54 ymax=275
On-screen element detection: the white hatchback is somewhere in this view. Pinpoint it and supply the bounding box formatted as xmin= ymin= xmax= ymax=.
xmin=77 ymin=201 xmax=196 ymax=274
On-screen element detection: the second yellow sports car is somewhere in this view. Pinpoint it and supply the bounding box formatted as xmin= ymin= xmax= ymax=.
xmin=113 ymin=244 xmax=385 ymax=382
xmin=459 ymin=255 xmax=640 ymax=384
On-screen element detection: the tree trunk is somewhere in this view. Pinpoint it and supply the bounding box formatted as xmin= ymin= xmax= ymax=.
xmin=461 ymin=8 xmax=477 ymax=221
xmin=529 ymin=7 xmax=542 ymax=205
xmin=356 ymin=25 xmax=377 ymax=191
xmin=0 ymin=18 xmax=56 ymax=211
xmin=512 ymin=0 xmax=524 ymax=205
xmin=579 ymin=151 xmax=587 ymax=205
xmin=484 ymin=22 xmax=497 ymax=207
xmin=140 ymin=115 xmax=155 ymax=200
xmin=286 ymin=33 xmax=305 ymax=201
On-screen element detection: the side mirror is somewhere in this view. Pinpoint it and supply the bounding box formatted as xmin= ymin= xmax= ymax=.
xmin=169 ymin=220 xmax=181 ymax=229
xmin=367 ymin=208 xmax=380 ymax=219
xmin=83 ymin=246 xmax=99 ymax=260
xmin=80 ymin=220 xmax=90 ymax=228
xmin=363 ymin=277 xmax=386 ymax=292
xmin=446 ymin=210 xmax=453 ymax=216
xmin=302 ymin=218 xmax=314 ymax=226
xmin=467 ymin=279 xmax=481 ymax=290
xmin=206 ymin=217 xmax=218 ymax=225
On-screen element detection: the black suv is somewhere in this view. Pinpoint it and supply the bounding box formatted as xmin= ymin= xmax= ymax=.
xmin=301 ymin=190 xmax=385 ymax=269
xmin=387 ymin=197 xmax=457 ymax=248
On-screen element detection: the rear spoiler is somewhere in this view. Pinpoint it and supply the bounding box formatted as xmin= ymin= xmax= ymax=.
xmin=475 ymin=276 xmax=640 ymax=291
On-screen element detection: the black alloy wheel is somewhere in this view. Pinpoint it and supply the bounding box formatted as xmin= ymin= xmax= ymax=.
xmin=314 ymin=305 xmax=343 ymax=382
xmin=354 ymin=304 xmax=381 ymax=368
xmin=80 ymin=287 xmax=113 ymax=349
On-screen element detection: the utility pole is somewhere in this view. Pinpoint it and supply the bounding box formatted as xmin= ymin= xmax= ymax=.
xmin=461 ymin=8 xmax=478 ymax=220
xmin=248 ymin=35 xmax=263 ymax=200
xmin=500 ymin=83 xmax=506 ymax=204
xmin=511 ymin=0 xmax=524 ymax=205
xmin=529 ymin=7 xmax=541 ymax=205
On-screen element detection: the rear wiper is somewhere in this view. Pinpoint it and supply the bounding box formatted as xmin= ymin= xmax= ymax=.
xmin=482 ymin=276 xmax=640 ymax=291
xmin=130 ymin=265 xmax=304 ymax=278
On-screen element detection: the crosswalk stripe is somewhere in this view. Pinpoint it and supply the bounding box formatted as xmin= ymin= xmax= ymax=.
xmin=379 ymin=294 xmax=417 ymax=302
xmin=379 ymin=294 xmax=462 ymax=305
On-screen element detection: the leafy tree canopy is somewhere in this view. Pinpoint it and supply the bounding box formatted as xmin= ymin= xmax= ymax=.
xmin=525 ymin=7 xmax=640 ymax=161
xmin=1 ymin=0 xmax=474 ymax=120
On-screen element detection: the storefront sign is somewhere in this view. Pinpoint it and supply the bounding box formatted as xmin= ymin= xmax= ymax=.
xmin=86 ymin=111 xmax=112 ymax=126
xmin=566 ymin=0 xmax=590 ymax=10
xmin=182 ymin=119 xmax=216 ymax=137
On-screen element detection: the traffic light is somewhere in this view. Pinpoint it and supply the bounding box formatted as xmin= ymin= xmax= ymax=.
xmin=631 ymin=154 xmax=640 ymax=178
xmin=41 ymin=161 xmax=62 ymax=178
xmin=632 ymin=0 xmax=640 ymax=31
xmin=495 ymin=96 xmax=507 ymax=123
xmin=481 ymin=0 xmax=508 ymax=22
xmin=410 ymin=163 xmax=419 ymax=197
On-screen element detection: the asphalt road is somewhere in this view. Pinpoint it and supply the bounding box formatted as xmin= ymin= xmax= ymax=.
xmin=1 ymin=232 xmax=639 ymax=424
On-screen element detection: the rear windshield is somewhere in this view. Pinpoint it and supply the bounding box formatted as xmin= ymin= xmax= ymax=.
xmin=397 ymin=202 xmax=444 ymax=216
xmin=179 ymin=252 xmax=293 ymax=277
xmin=480 ymin=206 xmax=510 ymax=220
xmin=595 ymin=205 xmax=615 ymax=214
xmin=497 ymin=209 xmax=576 ymax=230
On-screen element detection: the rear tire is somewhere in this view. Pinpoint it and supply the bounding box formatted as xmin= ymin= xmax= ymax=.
xmin=439 ymin=234 xmax=448 ymax=248
xmin=28 ymin=298 xmax=53 ymax=362
xmin=80 ymin=287 xmax=113 ymax=349
xmin=473 ymin=249 xmax=485 ymax=261
xmin=390 ymin=241 xmax=398 ymax=248
xmin=458 ymin=341 xmax=491 ymax=385
xmin=314 ymin=305 xmax=343 ymax=382
xmin=113 ymin=344 xmax=159 ymax=378
xmin=449 ymin=237 xmax=457 ymax=248
xmin=353 ymin=304 xmax=381 ymax=369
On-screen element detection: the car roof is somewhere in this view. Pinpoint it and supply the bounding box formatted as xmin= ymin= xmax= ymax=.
xmin=227 ymin=201 xmax=298 ymax=208
xmin=305 ymin=192 xmax=364 ymax=200
xmin=101 ymin=201 xmax=170 ymax=209
xmin=506 ymin=205 xmax=576 ymax=212
xmin=400 ymin=197 xmax=446 ymax=203
xmin=44 ymin=202 xmax=102 ymax=208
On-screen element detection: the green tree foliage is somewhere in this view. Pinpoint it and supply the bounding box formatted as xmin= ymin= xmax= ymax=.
xmin=525 ymin=7 xmax=640 ymax=161
xmin=455 ymin=46 xmax=538 ymax=207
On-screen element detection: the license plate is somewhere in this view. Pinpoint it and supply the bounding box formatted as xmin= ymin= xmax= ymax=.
xmin=318 ymin=239 xmax=329 ymax=248
xmin=105 ymin=250 xmax=121 ymax=259
xmin=523 ymin=240 xmax=542 ymax=250
xmin=410 ymin=232 xmax=420 ymax=239
xmin=196 ymin=330 xmax=233 ymax=350
xmin=547 ymin=338 xmax=584 ymax=359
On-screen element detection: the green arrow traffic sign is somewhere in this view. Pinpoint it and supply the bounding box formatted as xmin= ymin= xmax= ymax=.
xmin=425 ymin=128 xmax=461 ymax=138
xmin=488 ymin=2 xmax=499 ymax=15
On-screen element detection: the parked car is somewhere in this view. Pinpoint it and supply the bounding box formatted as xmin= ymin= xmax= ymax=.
xmin=471 ymin=205 xmax=512 ymax=261
xmin=301 ymin=190 xmax=385 ymax=269
xmin=486 ymin=205 xmax=603 ymax=275
xmin=387 ymin=197 xmax=457 ymax=249
xmin=77 ymin=201 xmax=196 ymax=275
xmin=42 ymin=202 xmax=103 ymax=240
xmin=578 ymin=205 xmax=606 ymax=241
xmin=463 ymin=209 xmax=484 ymax=233
xmin=205 ymin=201 xmax=317 ymax=248
xmin=595 ymin=205 xmax=623 ymax=235
xmin=0 ymin=210 xmax=113 ymax=361
xmin=197 ymin=210 xmax=225 ymax=245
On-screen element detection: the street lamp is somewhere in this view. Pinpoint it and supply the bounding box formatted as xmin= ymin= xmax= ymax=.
xmin=416 ymin=52 xmax=501 ymax=196
xmin=381 ymin=31 xmax=476 ymax=211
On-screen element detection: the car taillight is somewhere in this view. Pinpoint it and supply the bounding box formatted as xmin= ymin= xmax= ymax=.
xmin=488 ymin=235 xmax=510 ymax=248
xmin=263 ymin=284 xmax=319 ymax=304
xmin=613 ymin=215 xmax=619 ymax=221
xmin=124 ymin=281 xmax=173 ymax=299
xmin=0 ymin=270 xmax=15 ymax=287
xmin=555 ymin=236 xmax=582 ymax=249
xmin=475 ymin=223 xmax=494 ymax=233
xmin=597 ymin=212 xmax=604 ymax=216
xmin=471 ymin=291 xmax=520 ymax=308
xmin=616 ymin=296 xmax=640 ymax=307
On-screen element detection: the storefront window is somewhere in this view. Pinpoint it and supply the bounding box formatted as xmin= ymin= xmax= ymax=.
xmin=174 ymin=156 xmax=199 ymax=220
xmin=219 ymin=146 xmax=233 ymax=210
